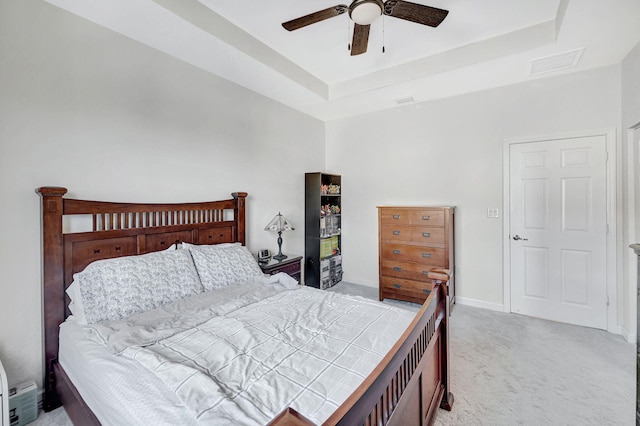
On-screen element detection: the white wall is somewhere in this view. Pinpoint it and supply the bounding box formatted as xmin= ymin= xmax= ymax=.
xmin=621 ymin=42 xmax=640 ymax=340
xmin=326 ymin=66 xmax=621 ymax=311
xmin=0 ymin=0 xmax=324 ymax=388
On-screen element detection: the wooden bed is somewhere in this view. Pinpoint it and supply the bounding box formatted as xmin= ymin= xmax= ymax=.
xmin=38 ymin=187 xmax=453 ymax=425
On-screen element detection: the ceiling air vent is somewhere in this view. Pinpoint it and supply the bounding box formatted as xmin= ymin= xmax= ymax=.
xmin=530 ymin=48 xmax=584 ymax=75
xmin=394 ymin=96 xmax=415 ymax=105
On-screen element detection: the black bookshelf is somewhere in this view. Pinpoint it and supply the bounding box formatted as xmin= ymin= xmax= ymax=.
xmin=305 ymin=172 xmax=342 ymax=289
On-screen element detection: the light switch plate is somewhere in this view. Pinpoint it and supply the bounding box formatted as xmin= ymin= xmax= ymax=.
xmin=487 ymin=208 xmax=499 ymax=218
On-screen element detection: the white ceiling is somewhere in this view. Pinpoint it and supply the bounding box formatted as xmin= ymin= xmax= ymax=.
xmin=44 ymin=0 xmax=640 ymax=121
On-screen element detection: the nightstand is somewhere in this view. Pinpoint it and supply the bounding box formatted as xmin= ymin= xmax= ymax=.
xmin=258 ymin=254 xmax=302 ymax=283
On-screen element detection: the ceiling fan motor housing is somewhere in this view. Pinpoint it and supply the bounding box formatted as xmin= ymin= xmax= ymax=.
xmin=349 ymin=0 xmax=384 ymax=25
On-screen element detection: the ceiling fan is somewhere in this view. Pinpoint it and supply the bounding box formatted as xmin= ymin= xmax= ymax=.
xmin=282 ymin=0 xmax=449 ymax=56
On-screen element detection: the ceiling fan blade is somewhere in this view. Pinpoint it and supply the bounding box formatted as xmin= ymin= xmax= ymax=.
xmin=383 ymin=0 xmax=448 ymax=27
xmin=282 ymin=5 xmax=348 ymax=31
xmin=350 ymin=23 xmax=370 ymax=56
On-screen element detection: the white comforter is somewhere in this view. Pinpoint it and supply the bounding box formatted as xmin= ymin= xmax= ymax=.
xmin=87 ymin=278 xmax=415 ymax=425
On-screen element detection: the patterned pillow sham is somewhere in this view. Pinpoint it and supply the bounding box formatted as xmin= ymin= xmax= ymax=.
xmin=186 ymin=244 xmax=264 ymax=291
xmin=75 ymin=249 xmax=203 ymax=324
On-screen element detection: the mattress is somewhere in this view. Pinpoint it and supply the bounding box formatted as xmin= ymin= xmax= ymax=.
xmin=59 ymin=317 xmax=197 ymax=425
xmin=59 ymin=281 xmax=415 ymax=425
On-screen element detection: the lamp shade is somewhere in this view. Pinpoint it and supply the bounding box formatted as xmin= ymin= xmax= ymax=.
xmin=264 ymin=212 xmax=295 ymax=232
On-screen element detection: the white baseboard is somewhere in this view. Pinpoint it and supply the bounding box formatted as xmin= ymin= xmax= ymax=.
xmin=620 ymin=325 xmax=637 ymax=344
xmin=455 ymin=297 xmax=635 ymax=342
xmin=341 ymin=276 xmax=378 ymax=288
xmin=455 ymin=296 xmax=504 ymax=312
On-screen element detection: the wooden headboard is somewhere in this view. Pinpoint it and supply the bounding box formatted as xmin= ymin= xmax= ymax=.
xmin=37 ymin=187 xmax=247 ymax=411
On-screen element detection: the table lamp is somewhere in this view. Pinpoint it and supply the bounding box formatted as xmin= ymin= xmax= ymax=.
xmin=264 ymin=212 xmax=295 ymax=261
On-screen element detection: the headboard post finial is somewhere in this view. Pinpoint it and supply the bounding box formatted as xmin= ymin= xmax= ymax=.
xmin=37 ymin=187 xmax=68 ymax=197
xmin=232 ymin=192 xmax=248 ymax=245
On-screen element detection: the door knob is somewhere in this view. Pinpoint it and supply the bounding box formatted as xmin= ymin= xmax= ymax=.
xmin=513 ymin=235 xmax=528 ymax=241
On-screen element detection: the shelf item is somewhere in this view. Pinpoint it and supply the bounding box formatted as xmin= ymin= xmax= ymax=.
xmin=378 ymin=206 xmax=455 ymax=309
xmin=305 ymin=172 xmax=342 ymax=289
xmin=320 ymin=255 xmax=343 ymax=290
xmin=319 ymin=214 xmax=341 ymax=238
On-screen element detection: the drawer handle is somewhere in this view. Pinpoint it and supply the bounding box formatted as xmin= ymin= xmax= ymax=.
xmin=393 ymin=283 xmax=401 ymax=289
xmin=393 ymin=214 xmax=400 ymax=219
xmin=422 ymin=215 xmax=431 ymax=221
xmin=393 ymin=249 xmax=401 ymax=255
xmin=422 ymin=253 xmax=432 ymax=258
xmin=393 ymin=230 xmax=400 ymax=235
xmin=423 ymin=289 xmax=431 ymax=294
xmin=393 ymin=266 xmax=402 ymax=272
xmin=422 ymin=232 xmax=431 ymax=238
xmin=422 ymin=270 xmax=429 ymax=275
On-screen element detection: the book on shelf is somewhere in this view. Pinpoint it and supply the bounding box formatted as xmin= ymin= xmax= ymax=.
xmin=320 ymin=214 xmax=341 ymax=238
xmin=320 ymin=236 xmax=339 ymax=259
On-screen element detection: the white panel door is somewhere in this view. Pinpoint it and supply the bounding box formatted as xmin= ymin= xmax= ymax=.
xmin=510 ymin=136 xmax=608 ymax=329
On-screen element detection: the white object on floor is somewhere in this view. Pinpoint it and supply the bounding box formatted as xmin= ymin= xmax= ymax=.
xmin=1 ymin=360 xmax=9 ymax=426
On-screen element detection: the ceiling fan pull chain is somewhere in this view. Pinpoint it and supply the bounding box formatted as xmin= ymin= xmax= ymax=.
xmin=347 ymin=18 xmax=351 ymax=51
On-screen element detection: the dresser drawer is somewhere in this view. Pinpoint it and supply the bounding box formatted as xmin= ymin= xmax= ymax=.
xmin=408 ymin=209 xmax=445 ymax=227
xmin=380 ymin=225 xmax=445 ymax=244
xmin=381 ymin=243 xmax=446 ymax=265
xmin=380 ymin=209 xmax=413 ymax=225
xmin=380 ymin=208 xmax=446 ymax=227
xmin=381 ymin=259 xmax=443 ymax=282
xmin=381 ymin=276 xmax=433 ymax=299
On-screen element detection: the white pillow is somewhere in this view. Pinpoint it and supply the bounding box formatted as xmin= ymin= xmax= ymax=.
xmin=74 ymin=249 xmax=203 ymax=324
xmin=66 ymin=281 xmax=88 ymax=324
xmin=186 ymin=244 xmax=264 ymax=291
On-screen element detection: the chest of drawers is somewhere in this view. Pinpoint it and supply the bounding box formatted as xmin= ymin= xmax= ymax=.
xmin=378 ymin=206 xmax=454 ymax=308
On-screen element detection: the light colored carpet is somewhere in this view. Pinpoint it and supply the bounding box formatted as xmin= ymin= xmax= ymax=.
xmin=332 ymin=282 xmax=635 ymax=425
xmin=435 ymin=301 xmax=634 ymax=425
xmin=34 ymin=282 xmax=634 ymax=425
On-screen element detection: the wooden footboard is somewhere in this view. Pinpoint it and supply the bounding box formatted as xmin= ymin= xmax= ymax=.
xmin=272 ymin=271 xmax=453 ymax=426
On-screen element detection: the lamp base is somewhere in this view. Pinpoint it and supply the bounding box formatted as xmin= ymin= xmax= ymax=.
xmin=273 ymin=231 xmax=287 ymax=261
xmin=273 ymin=253 xmax=288 ymax=261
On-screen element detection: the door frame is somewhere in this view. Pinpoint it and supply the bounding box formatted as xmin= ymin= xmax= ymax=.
xmin=502 ymin=129 xmax=618 ymax=334
xmin=625 ymin=124 xmax=640 ymax=343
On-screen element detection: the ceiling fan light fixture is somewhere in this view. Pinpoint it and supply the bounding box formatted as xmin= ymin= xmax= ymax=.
xmin=349 ymin=0 xmax=383 ymax=25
